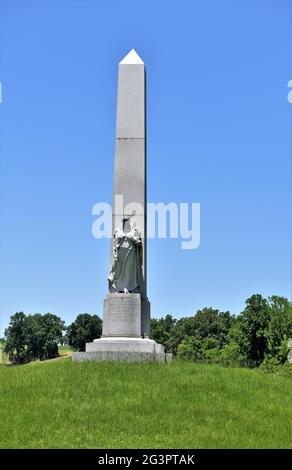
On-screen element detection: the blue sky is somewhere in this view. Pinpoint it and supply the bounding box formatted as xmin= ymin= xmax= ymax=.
xmin=0 ymin=0 xmax=291 ymax=334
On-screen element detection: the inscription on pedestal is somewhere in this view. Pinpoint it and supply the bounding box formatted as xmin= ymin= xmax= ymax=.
xmin=102 ymin=294 xmax=142 ymax=337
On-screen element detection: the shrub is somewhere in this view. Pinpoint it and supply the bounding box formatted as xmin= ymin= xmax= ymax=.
xmin=259 ymin=358 xmax=292 ymax=378
xmin=177 ymin=337 xmax=202 ymax=360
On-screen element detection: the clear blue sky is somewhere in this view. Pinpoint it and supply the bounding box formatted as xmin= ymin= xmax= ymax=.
xmin=0 ymin=0 xmax=291 ymax=335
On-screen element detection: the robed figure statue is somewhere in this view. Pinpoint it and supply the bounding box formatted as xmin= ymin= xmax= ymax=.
xmin=108 ymin=216 xmax=143 ymax=293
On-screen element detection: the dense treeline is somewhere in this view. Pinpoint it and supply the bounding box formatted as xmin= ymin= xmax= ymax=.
xmin=151 ymin=294 xmax=292 ymax=368
xmin=2 ymin=294 xmax=292 ymax=368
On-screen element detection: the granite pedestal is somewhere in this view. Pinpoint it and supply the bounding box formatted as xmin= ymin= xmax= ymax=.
xmin=72 ymin=293 xmax=170 ymax=362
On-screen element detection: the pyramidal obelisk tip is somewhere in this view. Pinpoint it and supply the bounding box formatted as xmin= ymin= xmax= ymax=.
xmin=120 ymin=49 xmax=144 ymax=65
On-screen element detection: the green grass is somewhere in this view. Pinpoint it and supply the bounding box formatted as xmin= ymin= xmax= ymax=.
xmin=0 ymin=359 xmax=291 ymax=448
xmin=0 ymin=343 xmax=8 ymax=365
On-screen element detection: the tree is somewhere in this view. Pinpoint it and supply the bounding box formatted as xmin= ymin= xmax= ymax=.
xmin=165 ymin=308 xmax=235 ymax=354
xmin=67 ymin=314 xmax=102 ymax=351
xmin=150 ymin=314 xmax=176 ymax=347
xmin=266 ymin=296 xmax=292 ymax=363
xmin=28 ymin=313 xmax=46 ymax=359
xmin=4 ymin=312 xmax=65 ymax=364
xmin=4 ymin=312 xmax=31 ymax=364
xmin=165 ymin=316 xmax=197 ymax=354
xmin=28 ymin=313 xmax=65 ymax=360
xmin=41 ymin=313 xmax=65 ymax=359
xmin=189 ymin=308 xmax=235 ymax=346
xmin=231 ymin=294 xmax=270 ymax=366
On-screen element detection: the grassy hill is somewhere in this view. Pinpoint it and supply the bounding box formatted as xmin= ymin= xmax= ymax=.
xmin=0 ymin=358 xmax=291 ymax=448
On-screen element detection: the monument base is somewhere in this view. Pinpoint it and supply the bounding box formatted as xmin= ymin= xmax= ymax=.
xmin=72 ymin=351 xmax=172 ymax=363
xmin=71 ymin=293 xmax=172 ymax=363
xmin=72 ymin=337 xmax=172 ymax=363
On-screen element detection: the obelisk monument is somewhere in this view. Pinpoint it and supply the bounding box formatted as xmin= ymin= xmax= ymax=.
xmin=113 ymin=48 xmax=147 ymax=297
xmin=72 ymin=50 xmax=170 ymax=362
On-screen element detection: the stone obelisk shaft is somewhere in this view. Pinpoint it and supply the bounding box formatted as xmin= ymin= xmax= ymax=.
xmin=112 ymin=49 xmax=146 ymax=297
